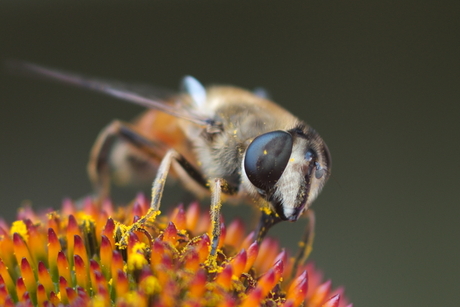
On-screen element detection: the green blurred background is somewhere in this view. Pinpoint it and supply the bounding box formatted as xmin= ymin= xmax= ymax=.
xmin=1 ymin=1 xmax=459 ymax=306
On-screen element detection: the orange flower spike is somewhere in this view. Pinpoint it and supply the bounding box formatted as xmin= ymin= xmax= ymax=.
xmin=127 ymin=231 xmax=141 ymax=252
xmin=228 ymin=249 xmax=247 ymax=277
xmin=100 ymin=235 xmax=113 ymax=280
xmin=185 ymin=201 xmax=200 ymax=232
xmin=0 ymin=259 xmax=16 ymax=300
xmin=3 ymin=297 xmax=14 ymax=307
xmin=187 ymin=269 xmax=206 ymax=299
xmin=134 ymin=193 xmax=149 ymax=216
xmin=0 ymin=282 xmax=9 ymax=306
xmin=74 ymin=255 xmax=89 ymax=293
xmin=66 ymin=215 xmax=81 ymax=263
xmin=20 ymin=292 xmax=32 ymax=306
xmin=73 ymin=235 xmax=89 ymax=269
xmin=15 ymin=277 xmax=27 ymax=302
xmin=287 ymin=270 xmax=307 ymax=297
xmin=321 ymin=294 xmax=341 ymax=307
xmin=49 ymin=291 xmax=60 ymax=305
xmin=101 ymin=198 xmax=115 ymax=217
xmin=151 ymin=239 xmax=167 ymax=268
xmin=0 ymin=228 xmax=15 ymax=270
xmin=327 ymin=287 xmax=348 ymax=307
xmin=272 ymin=259 xmax=284 ymax=282
xmin=56 ymin=251 xmax=72 ymax=286
xmin=182 ymin=249 xmax=200 ymax=272
xmin=95 ymin=272 xmax=110 ymax=304
xmin=195 ymin=234 xmax=211 ymax=263
xmin=286 ymin=271 xmax=309 ymax=307
xmin=82 ymin=197 xmax=97 ymax=218
xmin=224 ymin=219 xmax=245 ymax=248
xmin=47 ymin=212 xmax=61 ymax=234
xmin=216 ymin=297 xmax=237 ymax=307
xmin=58 ymin=277 xmax=68 ymax=305
xmin=37 ymin=261 xmax=54 ymax=296
xmin=111 ymin=251 xmax=124 ymax=285
xmin=274 ymin=249 xmax=287 ymax=269
xmin=95 ymin=270 xmax=108 ymax=291
xmin=157 ymin=254 xmax=174 ymax=285
xmin=89 ymin=260 xmax=102 ymax=293
xmin=66 ymin=286 xmax=78 ymax=304
xmin=46 ymin=228 xmax=61 ymax=280
xmin=244 ymin=241 xmax=259 ymax=273
xmin=95 ymin=210 xmax=109 ymax=243
xmin=198 ymin=211 xmax=212 ymax=234
xmin=12 ymin=233 xmax=33 ymax=268
xmin=101 ymin=218 xmax=116 ymax=248
xmin=282 ymin=300 xmax=295 ymax=307
xmin=96 ymin=286 xmax=111 ymax=306
xmin=215 ymin=264 xmax=233 ymax=290
xmin=162 ymin=222 xmax=178 ymax=245
xmin=61 ymin=198 xmax=76 ymax=217
xmin=161 ymin=283 xmax=179 ymax=307
xmin=256 ymin=268 xmax=277 ymax=298
xmin=115 ymin=270 xmax=129 ymax=298
xmin=20 ymin=258 xmax=37 ymax=299
xmin=132 ymin=201 xmax=145 ymax=220
xmin=240 ymin=287 xmax=264 ymax=307
xmin=257 ymin=237 xmax=279 ymax=273
xmin=310 ymin=280 xmax=332 ymax=306
xmin=218 ymin=221 xmax=226 ymax=249
xmin=36 ymin=284 xmax=47 ymax=306
xmin=240 ymin=231 xmax=255 ymax=250
xmin=26 ymin=223 xmax=46 ymax=264
xmin=171 ymin=204 xmax=187 ymax=230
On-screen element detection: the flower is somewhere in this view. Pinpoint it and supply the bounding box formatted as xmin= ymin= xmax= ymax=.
xmin=0 ymin=194 xmax=352 ymax=306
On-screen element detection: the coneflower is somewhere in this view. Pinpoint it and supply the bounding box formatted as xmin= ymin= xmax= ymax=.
xmin=0 ymin=194 xmax=351 ymax=307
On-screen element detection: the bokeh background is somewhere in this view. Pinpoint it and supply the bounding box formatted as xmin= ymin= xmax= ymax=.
xmin=1 ymin=1 xmax=459 ymax=306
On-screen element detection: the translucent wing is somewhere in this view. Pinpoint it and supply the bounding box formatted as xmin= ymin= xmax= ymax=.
xmin=8 ymin=61 xmax=210 ymax=126
xmin=181 ymin=75 xmax=207 ymax=108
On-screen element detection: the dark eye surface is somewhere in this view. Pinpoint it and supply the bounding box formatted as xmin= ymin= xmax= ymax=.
xmin=244 ymin=131 xmax=293 ymax=191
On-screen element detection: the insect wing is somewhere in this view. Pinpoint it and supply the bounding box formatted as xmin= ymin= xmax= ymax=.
xmin=8 ymin=61 xmax=210 ymax=126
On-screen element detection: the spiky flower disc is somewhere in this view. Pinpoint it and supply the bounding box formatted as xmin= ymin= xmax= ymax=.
xmin=0 ymin=194 xmax=351 ymax=307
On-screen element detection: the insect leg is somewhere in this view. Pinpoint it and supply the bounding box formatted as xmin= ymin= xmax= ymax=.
xmin=291 ymin=209 xmax=315 ymax=277
xmin=255 ymin=209 xmax=283 ymax=243
xmin=88 ymin=120 xmax=167 ymax=199
xmin=119 ymin=148 xmax=177 ymax=246
xmin=209 ymin=178 xmax=223 ymax=261
xmin=149 ymin=149 xmax=177 ymax=211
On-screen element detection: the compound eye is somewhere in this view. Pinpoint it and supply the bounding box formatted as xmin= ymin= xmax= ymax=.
xmin=244 ymin=131 xmax=293 ymax=191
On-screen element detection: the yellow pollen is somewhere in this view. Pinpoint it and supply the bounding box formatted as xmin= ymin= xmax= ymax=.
xmin=76 ymin=213 xmax=94 ymax=224
xmin=128 ymin=253 xmax=147 ymax=270
xmin=10 ymin=221 xmax=28 ymax=241
xmin=128 ymin=242 xmax=148 ymax=270
xmin=92 ymin=296 xmax=105 ymax=307
xmin=141 ymin=276 xmax=161 ymax=295
xmin=263 ymin=150 xmax=268 ymax=155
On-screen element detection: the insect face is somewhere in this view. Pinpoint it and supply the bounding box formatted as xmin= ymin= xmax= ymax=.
xmin=243 ymin=127 xmax=330 ymax=221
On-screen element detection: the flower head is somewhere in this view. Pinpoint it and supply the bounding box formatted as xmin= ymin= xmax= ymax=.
xmin=0 ymin=194 xmax=352 ymax=306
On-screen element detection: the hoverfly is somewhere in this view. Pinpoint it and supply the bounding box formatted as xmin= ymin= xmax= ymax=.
xmin=11 ymin=62 xmax=331 ymax=261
